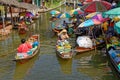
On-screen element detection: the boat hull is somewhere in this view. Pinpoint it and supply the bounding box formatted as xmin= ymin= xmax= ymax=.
xmin=56 ymin=50 xmax=73 ymax=59
xmin=14 ymin=34 xmax=40 ymax=61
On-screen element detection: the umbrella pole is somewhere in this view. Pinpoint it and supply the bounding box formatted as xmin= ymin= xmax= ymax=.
xmin=99 ymin=25 xmax=107 ymax=51
xmin=89 ymin=26 xmax=97 ymax=52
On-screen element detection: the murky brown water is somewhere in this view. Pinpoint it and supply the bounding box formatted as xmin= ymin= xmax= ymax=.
xmin=0 ymin=5 xmax=119 ymax=80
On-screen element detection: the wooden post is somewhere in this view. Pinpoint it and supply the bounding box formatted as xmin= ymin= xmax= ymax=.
xmin=10 ymin=7 xmax=13 ymax=27
xmin=4 ymin=5 xmax=7 ymax=22
xmin=2 ymin=10 xmax=5 ymax=31
xmin=74 ymin=0 xmax=75 ymax=9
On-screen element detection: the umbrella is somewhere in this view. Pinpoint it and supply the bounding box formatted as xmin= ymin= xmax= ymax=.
xmin=26 ymin=12 xmax=34 ymax=17
xmin=78 ymin=19 xmax=101 ymax=27
xmin=85 ymin=12 xmax=100 ymax=19
xmin=57 ymin=13 xmax=71 ymax=18
xmin=19 ymin=12 xmax=34 ymax=17
xmin=50 ymin=10 xmax=60 ymax=15
xmin=73 ymin=10 xmax=84 ymax=15
xmin=114 ymin=21 xmax=120 ymax=34
xmin=81 ymin=1 xmax=112 ymax=13
xmin=83 ymin=0 xmax=101 ymax=5
xmin=92 ymin=13 xmax=109 ymax=22
xmin=102 ymin=7 xmax=120 ymax=18
xmin=70 ymin=8 xmax=84 ymax=15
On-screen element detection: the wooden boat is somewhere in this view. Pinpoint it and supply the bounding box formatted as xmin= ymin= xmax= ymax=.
xmin=75 ymin=46 xmax=96 ymax=53
xmin=56 ymin=50 xmax=72 ymax=59
xmin=107 ymin=47 xmax=120 ymax=77
xmin=56 ymin=40 xmax=72 ymax=59
xmin=18 ymin=25 xmax=28 ymax=34
xmin=14 ymin=34 xmax=40 ymax=61
xmin=75 ymin=37 xmax=105 ymax=53
xmin=0 ymin=23 xmax=12 ymax=35
xmin=51 ymin=20 xmax=64 ymax=34
xmin=52 ymin=28 xmax=63 ymax=34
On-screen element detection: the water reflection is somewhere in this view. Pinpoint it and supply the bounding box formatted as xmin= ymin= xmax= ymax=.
xmin=13 ymin=53 xmax=39 ymax=80
xmin=56 ymin=55 xmax=72 ymax=74
xmin=74 ymin=50 xmax=114 ymax=80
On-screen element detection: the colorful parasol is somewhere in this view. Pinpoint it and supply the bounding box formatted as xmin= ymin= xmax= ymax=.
xmin=25 ymin=12 xmax=34 ymax=17
xmin=19 ymin=12 xmax=34 ymax=17
xmin=85 ymin=12 xmax=100 ymax=19
xmin=57 ymin=13 xmax=71 ymax=18
xmin=70 ymin=9 xmax=84 ymax=15
xmin=92 ymin=13 xmax=109 ymax=22
xmin=114 ymin=21 xmax=120 ymax=34
xmin=50 ymin=10 xmax=60 ymax=15
xmin=83 ymin=0 xmax=101 ymax=5
xmin=78 ymin=19 xmax=101 ymax=27
xmin=73 ymin=10 xmax=84 ymax=15
xmin=81 ymin=1 xmax=112 ymax=13
xmin=102 ymin=7 xmax=120 ymax=18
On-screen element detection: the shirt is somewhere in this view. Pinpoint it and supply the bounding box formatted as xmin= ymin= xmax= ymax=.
xmin=17 ymin=43 xmax=32 ymax=53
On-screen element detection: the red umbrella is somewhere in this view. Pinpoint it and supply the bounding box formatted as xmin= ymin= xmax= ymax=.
xmin=83 ymin=0 xmax=101 ymax=4
xmin=81 ymin=1 xmax=112 ymax=13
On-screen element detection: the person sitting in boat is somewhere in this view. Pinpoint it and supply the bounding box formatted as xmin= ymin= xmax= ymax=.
xmin=57 ymin=29 xmax=71 ymax=53
xmin=17 ymin=39 xmax=32 ymax=58
xmin=57 ymin=29 xmax=70 ymax=47
xmin=58 ymin=29 xmax=69 ymax=41
xmin=17 ymin=39 xmax=32 ymax=53
xmin=32 ymin=38 xmax=39 ymax=48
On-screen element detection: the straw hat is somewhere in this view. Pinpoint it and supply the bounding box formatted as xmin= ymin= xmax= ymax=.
xmin=58 ymin=29 xmax=67 ymax=36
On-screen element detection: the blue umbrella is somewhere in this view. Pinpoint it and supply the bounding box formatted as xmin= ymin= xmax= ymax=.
xmin=57 ymin=13 xmax=71 ymax=18
xmin=50 ymin=10 xmax=60 ymax=15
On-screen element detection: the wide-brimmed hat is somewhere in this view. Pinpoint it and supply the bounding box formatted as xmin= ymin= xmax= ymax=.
xmin=58 ymin=29 xmax=67 ymax=36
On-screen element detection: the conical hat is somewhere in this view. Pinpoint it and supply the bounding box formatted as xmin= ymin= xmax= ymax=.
xmin=58 ymin=29 xmax=67 ymax=36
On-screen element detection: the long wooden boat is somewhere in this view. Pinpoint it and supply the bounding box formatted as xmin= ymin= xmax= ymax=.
xmin=75 ymin=39 xmax=105 ymax=53
xmin=75 ymin=46 xmax=96 ymax=53
xmin=14 ymin=34 xmax=40 ymax=61
xmin=0 ymin=24 xmax=12 ymax=35
xmin=56 ymin=40 xmax=73 ymax=59
xmin=107 ymin=47 xmax=120 ymax=77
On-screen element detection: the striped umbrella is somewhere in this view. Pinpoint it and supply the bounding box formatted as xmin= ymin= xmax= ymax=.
xmin=78 ymin=19 xmax=101 ymax=27
xmin=81 ymin=1 xmax=112 ymax=13
xmin=50 ymin=10 xmax=60 ymax=15
xmin=57 ymin=13 xmax=71 ymax=18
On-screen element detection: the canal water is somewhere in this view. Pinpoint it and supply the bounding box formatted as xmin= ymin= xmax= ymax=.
xmin=0 ymin=5 xmax=119 ymax=80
